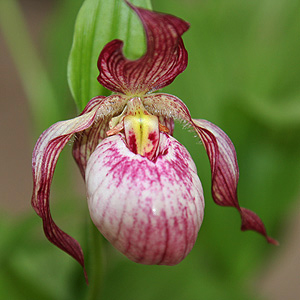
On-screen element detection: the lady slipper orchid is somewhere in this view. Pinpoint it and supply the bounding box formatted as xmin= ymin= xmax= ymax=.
xmin=31 ymin=1 xmax=278 ymax=278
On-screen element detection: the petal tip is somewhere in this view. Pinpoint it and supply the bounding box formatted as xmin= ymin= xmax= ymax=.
xmin=240 ymin=207 xmax=278 ymax=246
xmin=267 ymin=237 xmax=279 ymax=246
xmin=84 ymin=268 xmax=89 ymax=285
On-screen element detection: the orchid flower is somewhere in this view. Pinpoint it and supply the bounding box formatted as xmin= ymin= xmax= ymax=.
xmin=31 ymin=2 xmax=278 ymax=278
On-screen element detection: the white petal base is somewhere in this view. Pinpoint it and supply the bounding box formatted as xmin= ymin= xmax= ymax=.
xmin=86 ymin=133 xmax=204 ymax=265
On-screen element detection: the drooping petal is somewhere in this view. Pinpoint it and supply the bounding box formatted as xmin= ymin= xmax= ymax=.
xmin=86 ymin=133 xmax=204 ymax=265
xmin=32 ymin=102 xmax=101 ymax=215
xmin=192 ymin=119 xmax=239 ymax=207
xmin=192 ymin=119 xmax=278 ymax=245
xmin=143 ymin=93 xmax=277 ymax=244
xmin=31 ymin=109 xmax=99 ymax=281
xmin=97 ymin=2 xmax=189 ymax=95
xmin=73 ymin=94 xmax=127 ymax=176
xmin=31 ymin=95 xmax=127 ymax=280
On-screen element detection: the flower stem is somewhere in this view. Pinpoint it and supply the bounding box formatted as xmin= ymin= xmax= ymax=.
xmin=0 ymin=0 xmax=63 ymax=133
xmin=84 ymin=219 xmax=105 ymax=300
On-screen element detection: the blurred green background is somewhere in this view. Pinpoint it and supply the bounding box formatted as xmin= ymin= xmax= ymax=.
xmin=1 ymin=0 xmax=300 ymax=299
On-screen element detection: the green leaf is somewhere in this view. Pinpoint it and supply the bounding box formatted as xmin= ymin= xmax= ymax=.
xmin=68 ymin=0 xmax=152 ymax=111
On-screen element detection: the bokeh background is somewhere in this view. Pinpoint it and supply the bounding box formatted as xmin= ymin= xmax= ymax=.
xmin=1 ymin=0 xmax=300 ymax=299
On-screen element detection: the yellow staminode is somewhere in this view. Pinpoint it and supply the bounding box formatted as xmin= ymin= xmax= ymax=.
xmin=124 ymin=109 xmax=159 ymax=159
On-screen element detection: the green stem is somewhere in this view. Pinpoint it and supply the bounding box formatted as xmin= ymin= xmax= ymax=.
xmin=84 ymin=219 xmax=105 ymax=300
xmin=0 ymin=0 xmax=63 ymax=133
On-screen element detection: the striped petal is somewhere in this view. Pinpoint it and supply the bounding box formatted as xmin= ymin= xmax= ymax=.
xmin=97 ymin=2 xmax=189 ymax=95
xmin=86 ymin=133 xmax=204 ymax=265
xmin=31 ymin=110 xmax=99 ymax=281
xmin=143 ymin=93 xmax=278 ymax=244
xmin=31 ymin=95 xmax=127 ymax=281
xmin=192 ymin=119 xmax=278 ymax=245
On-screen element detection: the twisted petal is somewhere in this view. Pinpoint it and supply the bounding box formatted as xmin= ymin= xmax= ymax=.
xmin=31 ymin=111 xmax=98 ymax=280
xmin=31 ymin=95 xmax=127 ymax=280
xmin=192 ymin=119 xmax=278 ymax=245
xmin=73 ymin=94 xmax=127 ymax=177
xmin=143 ymin=93 xmax=278 ymax=244
xmin=97 ymin=2 xmax=189 ymax=95
xmin=86 ymin=133 xmax=204 ymax=265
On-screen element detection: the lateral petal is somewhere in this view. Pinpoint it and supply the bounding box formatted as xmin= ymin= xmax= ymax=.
xmin=192 ymin=119 xmax=278 ymax=245
xmin=192 ymin=119 xmax=239 ymax=207
xmin=86 ymin=133 xmax=204 ymax=265
xmin=97 ymin=2 xmax=189 ymax=95
xmin=31 ymin=99 xmax=103 ymax=280
xmin=143 ymin=93 xmax=277 ymax=244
